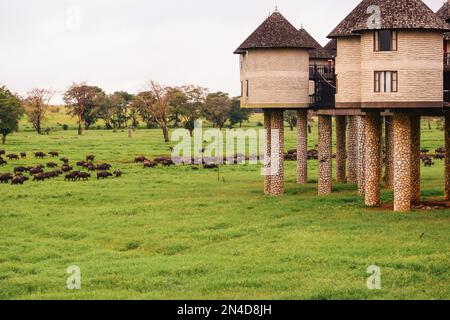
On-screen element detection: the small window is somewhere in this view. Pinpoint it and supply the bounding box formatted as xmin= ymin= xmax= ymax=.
xmin=240 ymin=81 xmax=243 ymax=97
xmin=374 ymin=30 xmax=397 ymax=52
xmin=374 ymin=71 xmax=398 ymax=93
xmin=246 ymin=80 xmax=249 ymax=97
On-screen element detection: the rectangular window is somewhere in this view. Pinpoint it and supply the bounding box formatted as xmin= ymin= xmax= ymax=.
xmin=240 ymin=81 xmax=243 ymax=97
xmin=374 ymin=71 xmax=398 ymax=93
xmin=374 ymin=30 xmax=397 ymax=52
xmin=246 ymin=80 xmax=249 ymax=97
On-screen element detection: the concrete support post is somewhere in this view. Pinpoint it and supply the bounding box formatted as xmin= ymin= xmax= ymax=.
xmin=445 ymin=115 xmax=450 ymax=201
xmin=393 ymin=114 xmax=412 ymax=212
xmin=264 ymin=110 xmax=272 ymax=195
xmin=270 ymin=110 xmax=285 ymax=196
xmin=384 ymin=116 xmax=394 ymax=190
xmin=347 ymin=116 xmax=358 ymax=184
xmin=410 ymin=116 xmax=421 ymax=203
xmin=357 ymin=116 xmax=366 ymax=195
xmin=297 ymin=110 xmax=308 ymax=184
xmin=365 ymin=112 xmax=382 ymax=207
xmin=336 ymin=115 xmax=347 ymax=183
xmin=318 ymin=115 xmax=332 ymax=196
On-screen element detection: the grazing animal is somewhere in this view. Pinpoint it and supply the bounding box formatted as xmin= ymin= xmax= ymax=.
xmin=434 ymin=153 xmax=445 ymax=161
xmin=14 ymin=167 xmax=28 ymax=174
xmin=49 ymin=151 xmax=59 ymax=157
xmin=162 ymin=159 xmax=175 ymax=167
xmin=60 ymin=157 xmax=69 ymax=164
xmin=436 ymin=147 xmax=446 ymax=154
xmin=78 ymin=172 xmax=91 ymax=181
xmin=77 ymin=161 xmax=87 ymax=167
xmin=203 ymin=164 xmax=218 ymax=169
xmin=96 ymin=163 xmax=112 ymax=171
xmin=62 ymin=165 xmax=73 ymax=172
xmin=86 ymin=154 xmax=95 ymax=162
xmin=65 ymin=172 xmax=80 ymax=181
xmin=154 ymin=157 xmax=171 ymax=164
xmin=29 ymin=167 xmax=44 ymax=175
xmin=424 ymin=159 xmax=435 ymax=167
xmin=0 ymin=158 xmax=8 ymax=166
xmin=33 ymin=173 xmax=47 ymax=182
xmin=47 ymin=162 xmax=58 ymax=168
xmin=134 ymin=156 xmax=147 ymax=163
xmin=143 ymin=160 xmax=157 ymax=168
xmin=87 ymin=164 xmax=97 ymax=171
xmin=0 ymin=150 xmax=5 ymax=156
xmin=20 ymin=152 xmax=27 ymax=159
xmin=34 ymin=152 xmax=46 ymax=159
xmin=113 ymin=170 xmax=122 ymax=177
xmin=11 ymin=175 xmax=28 ymax=185
xmin=0 ymin=173 xmax=13 ymax=183
xmin=52 ymin=169 xmax=63 ymax=176
xmin=97 ymin=171 xmax=112 ymax=180
xmin=420 ymin=148 xmax=429 ymax=154
xmin=7 ymin=154 xmax=19 ymax=160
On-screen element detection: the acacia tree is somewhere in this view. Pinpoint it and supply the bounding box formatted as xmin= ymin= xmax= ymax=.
xmin=63 ymin=83 xmax=104 ymax=135
xmin=0 ymin=86 xmax=23 ymax=144
xmin=170 ymin=85 xmax=208 ymax=136
xmin=229 ymin=98 xmax=251 ymax=128
xmin=202 ymin=92 xmax=232 ymax=129
xmin=139 ymin=81 xmax=173 ymax=142
xmin=23 ymin=88 xmax=55 ymax=134
xmin=284 ymin=110 xmax=297 ymax=131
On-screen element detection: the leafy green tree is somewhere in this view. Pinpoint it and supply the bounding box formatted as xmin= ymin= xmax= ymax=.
xmin=228 ymin=98 xmax=251 ymax=128
xmin=284 ymin=110 xmax=297 ymax=131
xmin=202 ymin=92 xmax=232 ymax=129
xmin=0 ymin=86 xmax=24 ymax=144
xmin=130 ymin=91 xmax=157 ymax=129
xmin=23 ymin=88 xmax=55 ymax=134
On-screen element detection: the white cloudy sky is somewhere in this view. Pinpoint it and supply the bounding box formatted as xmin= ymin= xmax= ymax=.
xmin=0 ymin=0 xmax=445 ymax=103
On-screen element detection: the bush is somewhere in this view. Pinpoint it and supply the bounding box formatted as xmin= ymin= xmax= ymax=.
xmin=62 ymin=124 xmax=69 ymax=131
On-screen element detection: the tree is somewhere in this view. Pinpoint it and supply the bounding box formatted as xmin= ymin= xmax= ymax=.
xmin=110 ymin=91 xmax=133 ymax=129
xmin=0 ymin=86 xmax=23 ymax=144
xmin=202 ymin=92 xmax=232 ymax=129
xmin=139 ymin=81 xmax=173 ymax=142
xmin=170 ymin=85 xmax=208 ymax=136
xmin=23 ymin=88 xmax=55 ymax=134
xmin=284 ymin=110 xmax=297 ymax=131
xmin=63 ymin=83 xmax=105 ymax=135
xmin=228 ymin=98 xmax=251 ymax=128
xmin=130 ymin=92 xmax=157 ymax=129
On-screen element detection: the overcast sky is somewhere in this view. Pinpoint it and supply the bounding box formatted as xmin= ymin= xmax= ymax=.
xmin=0 ymin=0 xmax=445 ymax=103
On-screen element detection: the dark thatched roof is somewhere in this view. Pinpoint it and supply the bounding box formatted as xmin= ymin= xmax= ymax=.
xmin=298 ymin=28 xmax=333 ymax=59
xmin=234 ymin=11 xmax=316 ymax=54
xmin=436 ymin=1 xmax=450 ymax=40
xmin=328 ymin=0 xmax=450 ymax=38
xmin=324 ymin=39 xmax=337 ymax=57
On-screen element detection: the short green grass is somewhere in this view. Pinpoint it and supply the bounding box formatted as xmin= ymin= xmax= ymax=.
xmin=0 ymin=119 xmax=449 ymax=300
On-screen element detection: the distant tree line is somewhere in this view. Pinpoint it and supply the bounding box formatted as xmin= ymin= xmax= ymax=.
xmin=0 ymin=81 xmax=251 ymax=144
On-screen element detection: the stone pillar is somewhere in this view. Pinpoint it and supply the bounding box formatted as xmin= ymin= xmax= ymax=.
xmin=357 ymin=116 xmax=366 ymax=195
xmin=393 ymin=114 xmax=412 ymax=212
xmin=347 ymin=116 xmax=358 ymax=184
xmin=365 ymin=112 xmax=382 ymax=207
xmin=318 ymin=115 xmax=332 ymax=195
xmin=445 ymin=115 xmax=450 ymax=201
xmin=270 ymin=110 xmax=284 ymax=196
xmin=264 ymin=110 xmax=272 ymax=195
xmin=335 ymin=115 xmax=347 ymax=183
xmin=410 ymin=116 xmax=421 ymax=203
xmin=297 ymin=110 xmax=308 ymax=184
xmin=384 ymin=116 xmax=394 ymax=190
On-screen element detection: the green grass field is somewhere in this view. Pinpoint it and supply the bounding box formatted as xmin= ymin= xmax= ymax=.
xmin=0 ymin=117 xmax=449 ymax=300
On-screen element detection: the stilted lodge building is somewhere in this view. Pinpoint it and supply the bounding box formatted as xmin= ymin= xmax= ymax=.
xmin=235 ymin=0 xmax=450 ymax=212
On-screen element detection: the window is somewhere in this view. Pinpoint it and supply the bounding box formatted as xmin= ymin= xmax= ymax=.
xmin=240 ymin=81 xmax=243 ymax=97
xmin=374 ymin=30 xmax=397 ymax=51
xmin=374 ymin=71 xmax=398 ymax=93
xmin=246 ymin=80 xmax=249 ymax=97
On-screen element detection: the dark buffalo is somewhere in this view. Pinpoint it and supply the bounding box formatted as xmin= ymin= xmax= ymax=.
xmin=0 ymin=173 xmax=13 ymax=183
xmin=60 ymin=157 xmax=69 ymax=164
xmin=0 ymin=150 xmax=5 ymax=156
xmin=49 ymin=151 xmax=59 ymax=157
xmin=14 ymin=167 xmax=28 ymax=174
xmin=78 ymin=172 xmax=91 ymax=181
xmin=29 ymin=167 xmax=44 ymax=175
xmin=65 ymin=171 xmax=80 ymax=181
xmin=47 ymin=162 xmax=58 ymax=168
xmin=97 ymin=172 xmax=112 ymax=180
xmin=134 ymin=156 xmax=147 ymax=163
xmin=0 ymin=158 xmax=8 ymax=166
xmin=7 ymin=154 xmax=19 ymax=160
xmin=34 ymin=152 xmax=46 ymax=159
xmin=20 ymin=152 xmax=27 ymax=159
xmin=96 ymin=163 xmax=112 ymax=171
xmin=33 ymin=173 xmax=47 ymax=182
xmin=113 ymin=170 xmax=122 ymax=177
xmin=143 ymin=160 xmax=157 ymax=168
xmin=77 ymin=161 xmax=87 ymax=167
xmin=162 ymin=159 xmax=175 ymax=167
xmin=11 ymin=176 xmax=28 ymax=185
xmin=62 ymin=165 xmax=73 ymax=172
xmin=203 ymin=164 xmax=218 ymax=169
xmin=86 ymin=155 xmax=95 ymax=162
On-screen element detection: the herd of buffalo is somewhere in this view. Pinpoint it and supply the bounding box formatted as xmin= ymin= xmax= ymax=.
xmin=0 ymin=150 xmax=121 ymax=185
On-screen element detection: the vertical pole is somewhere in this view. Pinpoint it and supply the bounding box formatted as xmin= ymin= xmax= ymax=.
xmin=365 ymin=112 xmax=382 ymax=206
xmin=264 ymin=110 xmax=272 ymax=195
xmin=297 ymin=110 xmax=308 ymax=184
xmin=336 ymin=115 xmax=347 ymax=183
xmin=270 ymin=110 xmax=285 ymax=196
xmin=357 ymin=116 xmax=366 ymax=195
xmin=385 ymin=116 xmax=394 ymax=190
xmin=393 ymin=114 xmax=412 ymax=212
xmin=347 ymin=116 xmax=358 ymax=184
xmin=318 ymin=115 xmax=333 ymax=195
xmin=410 ymin=115 xmax=421 ymax=203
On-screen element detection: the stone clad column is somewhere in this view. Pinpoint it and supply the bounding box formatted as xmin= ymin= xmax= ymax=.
xmin=365 ymin=112 xmax=382 ymax=206
xmin=357 ymin=116 xmax=366 ymax=195
xmin=297 ymin=110 xmax=308 ymax=184
xmin=318 ymin=115 xmax=332 ymax=195
xmin=410 ymin=116 xmax=421 ymax=203
xmin=384 ymin=116 xmax=394 ymax=190
xmin=347 ymin=116 xmax=358 ymax=184
xmin=264 ymin=110 xmax=272 ymax=195
xmin=445 ymin=115 xmax=450 ymax=201
xmin=270 ymin=110 xmax=285 ymax=196
xmin=335 ymin=115 xmax=347 ymax=183
xmin=393 ymin=114 xmax=412 ymax=212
